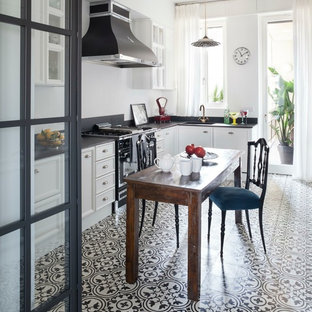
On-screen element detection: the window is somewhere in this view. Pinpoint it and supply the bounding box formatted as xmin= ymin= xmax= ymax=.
xmin=200 ymin=22 xmax=225 ymax=108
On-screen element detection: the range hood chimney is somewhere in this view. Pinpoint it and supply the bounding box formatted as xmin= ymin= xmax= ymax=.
xmin=82 ymin=1 xmax=159 ymax=68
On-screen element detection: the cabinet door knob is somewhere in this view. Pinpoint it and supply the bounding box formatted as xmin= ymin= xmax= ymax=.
xmin=34 ymin=169 xmax=39 ymax=174
xmin=228 ymin=132 xmax=234 ymax=135
xmin=102 ymin=149 xmax=107 ymax=153
xmin=102 ymin=181 xmax=107 ymax=185
xmin=203 ymin=130 xmax=208 ymax=134
xmin=102 ymin=197 xmax=108 ymax=201
xmin=84 ymin=154 xmax=90 ymax=158
xmin=102 ymin=165 xmax=108 ymax=169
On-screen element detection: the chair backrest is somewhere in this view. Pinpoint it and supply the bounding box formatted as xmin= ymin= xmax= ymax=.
xmin=246 ymin=138 xmax=270 ymax=202
xmin=136 ymin=134 xmax=157 ymax=171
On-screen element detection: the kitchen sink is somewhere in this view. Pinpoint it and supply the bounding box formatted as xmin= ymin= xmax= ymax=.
xmin=184 ymin=121 xmax=215 ymax=125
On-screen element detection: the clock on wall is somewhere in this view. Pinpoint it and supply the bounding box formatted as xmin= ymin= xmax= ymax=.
xmin=233 ymin=47 xmax=250 ymax=65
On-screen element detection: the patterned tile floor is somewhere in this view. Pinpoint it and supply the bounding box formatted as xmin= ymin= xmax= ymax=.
xmin=40 ymin=175 xmax=312 ymax=311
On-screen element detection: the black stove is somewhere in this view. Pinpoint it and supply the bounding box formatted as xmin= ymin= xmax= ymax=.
xmin=82 ymin=122 xmax=155 ymax=140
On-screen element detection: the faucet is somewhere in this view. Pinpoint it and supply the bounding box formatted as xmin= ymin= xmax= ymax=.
xmin=199 ymin=105 xmax=209 ymax=123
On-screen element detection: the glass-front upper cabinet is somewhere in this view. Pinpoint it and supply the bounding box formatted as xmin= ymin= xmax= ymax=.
xmin=32 ymin=29 xmax=67 ymax=118
xmin=32 ymin=0 xmax=67 ymax=29
xmin=32 ymin=0 xmax=66 ymax=86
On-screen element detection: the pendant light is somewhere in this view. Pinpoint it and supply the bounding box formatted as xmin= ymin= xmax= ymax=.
xmin=191 ymin=3 xmax=220 ymax=47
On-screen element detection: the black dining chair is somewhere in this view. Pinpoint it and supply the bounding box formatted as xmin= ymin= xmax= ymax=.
xmin=208 ymin=138 xmax=270 ymax=257
xmin=136 ymin=134 xmax=180 ymax=248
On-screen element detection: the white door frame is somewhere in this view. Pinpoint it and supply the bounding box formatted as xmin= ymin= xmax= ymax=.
xmin=258 ymin=12 xmax=293 ymax=175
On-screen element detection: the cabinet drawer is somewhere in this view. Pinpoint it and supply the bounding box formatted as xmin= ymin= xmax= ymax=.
xmin=155 ymin=131 xmax=164 ymax=140
xmin=213 ymin=128 xmax=250 ymax=172
xmin=95 ymin=172 xmax=115 ymax=195
xmin=156 ymin=139 xmax=165 ymax=156
xmin=96 ymin=142 xmax=115 ymax=161
xmin=213 ymin=128 xmax=248 ymax=150
xmin=95 ymin=188 xmax=115 ymax=210
xmin=95 ymin=158 xmax=115 ymax=177
xmin=178 ymin=126 xmax=213 ymax=152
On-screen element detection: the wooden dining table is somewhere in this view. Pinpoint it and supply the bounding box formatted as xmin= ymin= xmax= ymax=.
xmin=124 ymin=148 xmax=243 ymax=301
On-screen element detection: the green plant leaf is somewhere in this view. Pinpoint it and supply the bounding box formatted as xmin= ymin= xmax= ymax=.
xmin=268 ymin=67 xmax=294 ymax=146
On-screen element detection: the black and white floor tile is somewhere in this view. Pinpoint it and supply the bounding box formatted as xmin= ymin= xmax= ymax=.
xmin=36 ymin=175 xmax=312 ymax=311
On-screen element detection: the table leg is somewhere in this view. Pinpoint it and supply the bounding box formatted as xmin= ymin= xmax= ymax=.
xmin=126 ymin=183 xmax=139 ymax=283
xmin=234 ymin=157 xmax=242 ymax=224
xmin=188 ymin=193 xmax=201 ymax=301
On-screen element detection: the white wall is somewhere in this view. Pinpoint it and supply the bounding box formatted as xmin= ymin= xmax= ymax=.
xmin=81 ymin=0 xmax=176 ymax=120
xmin=82 ymin=62 xmax=176 ymax=119
xmin=226 ymin=15 xmax=259 ymax=116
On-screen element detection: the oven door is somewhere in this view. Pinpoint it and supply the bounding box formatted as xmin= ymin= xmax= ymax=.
xmin=118 ymin=137 xmax=138 ymax=188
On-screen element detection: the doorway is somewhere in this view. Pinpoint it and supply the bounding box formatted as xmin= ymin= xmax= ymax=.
xmin=260 ymin=15 xmax=294 ymax=174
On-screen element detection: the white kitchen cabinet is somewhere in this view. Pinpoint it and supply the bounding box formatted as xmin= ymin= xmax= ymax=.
xmin=178 ymin=126 xmax=213 ymax=153
xmin=81 ymin=148 xmax=95 ymax=218
xmin=34 ymin=153 xmax=64 ymax=211
xmin=33 ymin=153 xmax=65 ymax=250
xmin=131 ymin=18 xmax=174 ymax=90
xmin=155 ymin=127 xmax=178 ymax=157
xmin=213 ymin=126 xmax=258 ymax=172
xmin=32 ymin=0 xmax=65 ymax=85
xmin=82 ymin=142 xmax=115 ymax=231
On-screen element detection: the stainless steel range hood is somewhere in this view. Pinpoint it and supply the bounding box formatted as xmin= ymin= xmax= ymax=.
xmin=82 ymin=1 xmax=159 ymax=68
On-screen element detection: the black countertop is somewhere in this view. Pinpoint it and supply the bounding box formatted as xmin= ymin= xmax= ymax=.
xmin=36 ymin=122 xmax=257 ymax=159
xmin=35 ymin=145 xmax=66 ymax=161
xmin=143 ymin=121 xmax=257 ymax=130
xmin=35 ymin=137 xmax=115 ymax=160
xmin=81 ymin=136 xmax=115 ymax=149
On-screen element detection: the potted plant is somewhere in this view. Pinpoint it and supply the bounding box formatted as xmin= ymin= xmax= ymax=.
xmin=268 ymin=67 xmax=294 ymax=164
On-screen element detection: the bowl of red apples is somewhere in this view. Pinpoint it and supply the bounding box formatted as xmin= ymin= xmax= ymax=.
xmin=184 ymin=144 xmax=206 ymax=158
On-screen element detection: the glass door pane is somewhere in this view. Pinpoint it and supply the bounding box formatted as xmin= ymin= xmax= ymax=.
xmin=32 ymin=123 xmax=68 ymax=215
xmin=0 ymin=22 xmax=21 ymax=121
xmin=32 ymin=212 xmax=67 ymax=309
xmin=0 ymin=230 xmax=21 ymax=311
xmin=32 ymin=0 xmax=68 ymax=29
xmin=0 ymin=0 xmax=20 ymax=17
xmin=266 ymin=21 xmax=294 ymax=170
xmin=0 ymin=127 xmax=21 ymax=226
xmin=32 ymin=29 xmax=67 ymax=118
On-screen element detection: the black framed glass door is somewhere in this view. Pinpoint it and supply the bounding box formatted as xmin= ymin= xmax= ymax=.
xmin=0 ymin=0 xmax=81 ymax=311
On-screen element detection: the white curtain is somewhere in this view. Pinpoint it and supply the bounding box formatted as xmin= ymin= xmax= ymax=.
xmin=175 ymin=4 xmax=201 ymax=116
xmin=293 ymin=0 xmax=312 ymax=181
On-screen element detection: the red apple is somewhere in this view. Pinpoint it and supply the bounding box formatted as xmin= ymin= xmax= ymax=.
xmin=194 ymin=146 xmax=206 ymax=158
xmin=185 ymin=144 xmax=195 ymax=155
